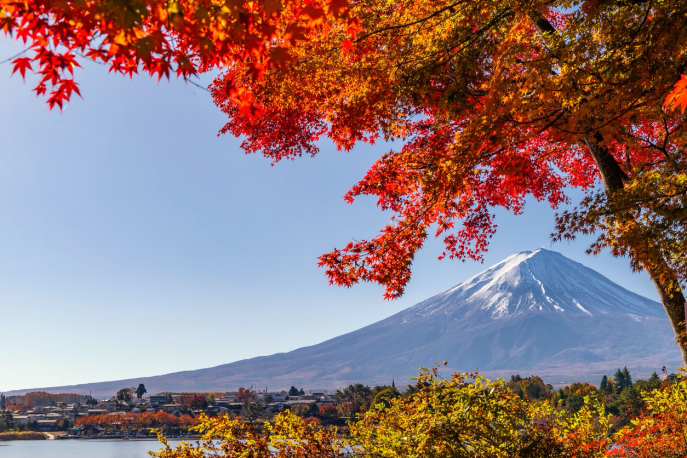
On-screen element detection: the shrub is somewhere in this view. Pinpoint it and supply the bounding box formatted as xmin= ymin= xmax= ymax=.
xmin=608 ymin=374 xmax=687 ymax=458
xmin=0 ymin=431 xmax=45 ymax=441
xmin=149 ymin=367 xmax=687 ymax=458
xmin=318 ymin=405 xmax=338 ymax=418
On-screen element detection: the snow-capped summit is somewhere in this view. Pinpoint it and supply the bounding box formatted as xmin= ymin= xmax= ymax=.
xmin=403 ymin=248 xmax=664 ymax=321
xmin=7 ymin=249 xmax=681 ymax=396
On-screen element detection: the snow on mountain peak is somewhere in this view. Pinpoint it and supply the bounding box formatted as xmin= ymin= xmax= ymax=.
xmin=406 ymin=249 xmax=663 ymax=322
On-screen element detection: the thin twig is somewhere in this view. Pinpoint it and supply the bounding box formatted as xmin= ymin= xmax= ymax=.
xmin=0 ymin=47 xmax=30 ymax=64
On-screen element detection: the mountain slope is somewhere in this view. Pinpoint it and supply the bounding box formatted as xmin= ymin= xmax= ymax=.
xmin=6 ymin=249 xmax=681 ymax=396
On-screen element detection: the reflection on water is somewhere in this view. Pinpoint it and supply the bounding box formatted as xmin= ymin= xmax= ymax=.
xmin=0 ymin=439 xmax=183 ymax=458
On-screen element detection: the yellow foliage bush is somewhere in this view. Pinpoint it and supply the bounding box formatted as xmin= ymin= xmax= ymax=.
xmin=150 ymin=366 xmax=620 ymax=458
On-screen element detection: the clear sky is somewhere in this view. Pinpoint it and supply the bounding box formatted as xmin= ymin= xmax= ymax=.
xmin=0 ymin=39 xmax=659 ymax=392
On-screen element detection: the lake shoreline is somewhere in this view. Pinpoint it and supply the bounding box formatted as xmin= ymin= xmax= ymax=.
xmin=0 ymin=432 xmax=200 ymax=443
xmin=0 ymin=436 xmax=185 ymax=458
xmin=56 ymin=436 xmax=200 ymax=441
xmin=0 ymin=432 xmax=46 ymax=441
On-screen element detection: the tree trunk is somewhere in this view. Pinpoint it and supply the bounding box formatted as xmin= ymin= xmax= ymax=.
xmin=527 ymin=13 xmax=687 ymax=366
xmin=645 ymin=261 xmax=687 ymax=365
xmin=583 ymin=135 xmax=687 ymax=366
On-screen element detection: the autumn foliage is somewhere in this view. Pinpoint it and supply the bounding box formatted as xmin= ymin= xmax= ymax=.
xmin=76 ymin=411 xmax=198 ymax=429
xmin=5 ymin=0 xmax=687 ymax=366
xmin=0 ymin=0 xmax=357 ymax=110
xmin=318 ymin=405 xmax=338 ymax=418
xmin=608 ymin=374 xmax=687 ymax=458
xmin=149 ymin=367 xmax=687 ymax=458
xmin=152 ymin=408 xmax=346 ymax=458
xmin=5 ymin=0 xmax=687 ymax=349
xmin=189 ymin=395 xmax=208 ymax=410
xmin=236 ymin=387 xmax=254 ymax=404
xmin=206 ymin=0 xmax=687 ymax=368
xmin=208 ymin=0 xmax=687 ymax=301
xmin=665 ymin=75 xmax=687 ymax=114
xmin=6 ymin=392 xmax=88 ymax=408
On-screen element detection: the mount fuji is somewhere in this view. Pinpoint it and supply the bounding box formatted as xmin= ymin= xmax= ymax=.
xmin=7 ymin=249 xmax=682 ymax=396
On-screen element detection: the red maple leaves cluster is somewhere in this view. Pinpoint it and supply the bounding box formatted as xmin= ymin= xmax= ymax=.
xmin=211 ymin=1 xmax=687 ymax=299
xmin=1 ymin=0 xmax=354 ymax=110
xmin=210 ymin=8 xmax=602 ymax=298
xmin=4 ymin=0 xmax=687 ymax=303
xmin=316 ymin=122 xmax=598 ymax=298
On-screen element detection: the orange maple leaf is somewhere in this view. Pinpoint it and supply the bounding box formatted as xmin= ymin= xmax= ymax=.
xmin=301 ymin=5 xmax=325 ymax=27
xmin=664 ymin=74 xmax=687 ymax=113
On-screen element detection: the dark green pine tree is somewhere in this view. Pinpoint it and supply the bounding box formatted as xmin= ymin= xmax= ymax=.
xmin=599 ymin=376 xmax=608 ymax=394
xmin=288 ymin=386 xmax=299 ymax=396
xmin=0 ymin=409 xmax=13 ymax=432
xmin=622 ymin=367 xmax=632 ymax=389
xmin=647 ymin=372 xmax=662 ymax=390
xmin=614 ymin=368 xmax=626 ymax=393
xmin=135 ymin=384 xmax=147 ymax=400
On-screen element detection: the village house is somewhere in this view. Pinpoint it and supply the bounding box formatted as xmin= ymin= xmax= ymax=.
xmin=78 ymin=424 xmax=105 ymax=436
xmin=36 ymin=419 xmax=58 ymax=431
xmin=257 ymin=392 xmax=288 ymax=402
xmin=149 ymin=395 xmax=168 ymax=406
xmin=161 ymin=403 xmax=185 ymax=416
xmin=12 ymin=415 xmax=29 ymax=424
xmin=1 ymin=386 xmax=340 ymax=439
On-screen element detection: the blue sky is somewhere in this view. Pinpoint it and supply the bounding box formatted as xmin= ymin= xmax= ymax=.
xmin=0 ymin=39 xmax=659 ymax=392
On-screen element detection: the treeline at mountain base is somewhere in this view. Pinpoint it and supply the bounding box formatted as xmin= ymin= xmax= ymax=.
xmin=152 ymin=365 xmax=687 ymax=458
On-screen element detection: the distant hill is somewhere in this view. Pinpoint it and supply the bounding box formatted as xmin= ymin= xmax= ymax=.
xmin=6 ymin=249 xmax=681 ymax=397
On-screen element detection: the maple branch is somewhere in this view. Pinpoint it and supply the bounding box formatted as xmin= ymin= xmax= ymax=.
xmin=524 ymin=8 xmax=634 ymax=193
xmin=626 ymin=0 xmax=655 ymax=46
xmin=583 ymin=135 xmax=629 ymax=191
xmin=499 ymin=110 xmax=566 ymax=129
xmin=587 ymin=188 xmax=687 ymax=216
xmin=187 ymin=78 xmax=210 ymax=92
xmin=661 ymin=115 xmax=672 ymax=155
xmin=528 ymin=11 xmax=556 ymax=35
xmin=354 ymin=0 xmax=470 ymax=42
xmin=587 ymin=97 xmax=649 ymax=133
xmin=606 ymin=0 xmax=652 ymax=6
xmin=399 ymin=10 xmax=512 ymax=82
xmin=0 ymin=48 xmax=30 ymax=64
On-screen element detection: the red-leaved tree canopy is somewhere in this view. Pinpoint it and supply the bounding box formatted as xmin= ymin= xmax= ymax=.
xmin=208 ymin=0 xmax=687 ymax=363
xmin=5 ymin=0 xmax=687 ymax=364
xmin=0 ymin=0 xmax=358 ymax=110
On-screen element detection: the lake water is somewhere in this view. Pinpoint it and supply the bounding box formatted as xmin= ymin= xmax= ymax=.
xmin=0 ymin=439 xmax=184 ymax=458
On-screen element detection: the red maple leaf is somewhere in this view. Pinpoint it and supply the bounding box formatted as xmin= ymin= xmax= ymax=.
xmin=664 ymin=74 xmax=687 ymax=113
xmin=11 ymin=57 xmax=33 ymax=80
